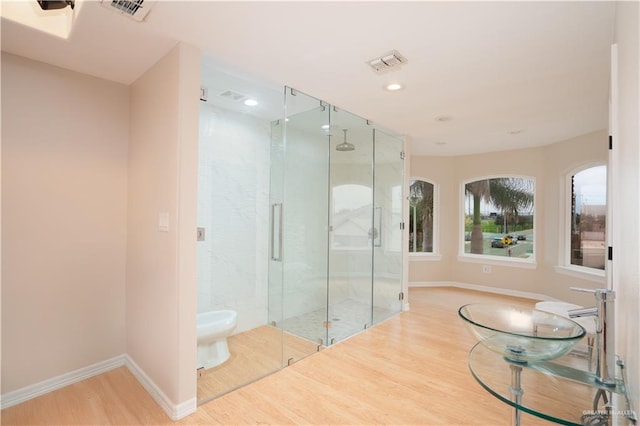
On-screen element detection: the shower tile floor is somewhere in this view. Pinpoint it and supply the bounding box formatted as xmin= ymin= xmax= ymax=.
xmin=279 ymin=298 xmax=396 ymax=345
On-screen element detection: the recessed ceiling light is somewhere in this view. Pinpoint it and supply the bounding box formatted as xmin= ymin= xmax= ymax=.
xmin=434 ymin=114 xmax=452 ymax=122
xmin=507 ymin=129 xmax=523 ymax=135
xmin=244 ymin=99 xmax=258 ymax=106
xmin=385 ymin=83 xmax=403 ymax=91
xmin=321 ymin=124 xmax=330 ymax=130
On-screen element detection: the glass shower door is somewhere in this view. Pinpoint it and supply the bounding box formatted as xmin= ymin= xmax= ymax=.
xmin=271 ymin=88 xmax=330 ymax=361
xmin=372 ymin=129 xmax=404 ymax=323
xmin=327 ymin=108 xmax=374 ymax=344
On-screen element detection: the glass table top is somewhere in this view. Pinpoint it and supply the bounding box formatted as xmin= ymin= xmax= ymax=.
xmin=468 ymin=342 xmax=633 ymax=426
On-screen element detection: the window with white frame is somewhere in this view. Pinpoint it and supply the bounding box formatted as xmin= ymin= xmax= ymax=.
xmin=569 ymin=165 xmax=607 ymax=270
xmin=462 ymin=177 xmax=535 ymax=260
xmin=409 ymin=179 xmax=435 ymax=254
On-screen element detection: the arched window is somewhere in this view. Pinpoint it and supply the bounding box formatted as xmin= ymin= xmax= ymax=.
xmin=331 ymin=184 xmax=372 ymax=249
xmin=462 ymin=176 xmax=535 ymax=262
xmin=568 ymin=165 xmax=607 ymax=270
xmin=409 ymin=179 xmax=436 ymax=254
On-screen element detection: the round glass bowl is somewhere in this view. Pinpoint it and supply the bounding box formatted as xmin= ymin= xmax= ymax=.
xmin=458 ymin=303 xmax=586 ymax=363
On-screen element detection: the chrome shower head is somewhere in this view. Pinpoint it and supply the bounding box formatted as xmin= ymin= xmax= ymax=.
xmin=336 ymin=129 xmax=355 ymax=152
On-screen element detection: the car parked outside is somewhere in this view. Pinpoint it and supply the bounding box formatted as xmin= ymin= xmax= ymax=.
xmin=491 ymin=235 xmax=518 ymax=248
xmin=491 ymin=238 xmax=505 ymax=248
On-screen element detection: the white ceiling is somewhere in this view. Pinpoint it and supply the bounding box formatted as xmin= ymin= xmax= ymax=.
xmin=1 ymin=1 xmax=616 ymax=156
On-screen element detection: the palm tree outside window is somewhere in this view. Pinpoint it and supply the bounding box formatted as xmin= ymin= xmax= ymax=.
xmin=463 ymin=177 xmax=535 ymax=260
xmin=409 ymin=180 xmax=435 ymax=253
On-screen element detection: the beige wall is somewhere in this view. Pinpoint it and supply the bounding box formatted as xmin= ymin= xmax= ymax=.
xmin=1 ymin=53 xmax=129 ymax=392
xmin=126 ymin=43 xmax=199 ymax=407
xmin=613 ymin=0 xmax=639 ymax=411
xmin=410 ymin=130 xmax=608 ymax=306
xmin=2 ymin=43 xmax=200 ymax=412
xmin=175 ymin=43 xmax=200 ymax=406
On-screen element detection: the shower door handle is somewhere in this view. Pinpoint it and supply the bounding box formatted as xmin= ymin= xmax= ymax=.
xmin=271 ymin=203 xmax=283 ymax=261
xmin=372 ymin=206 xmax=382 ymax=247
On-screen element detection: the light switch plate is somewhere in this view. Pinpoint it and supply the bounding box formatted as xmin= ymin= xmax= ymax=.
xmin=159 ymin=212 xmax=169 ymax=232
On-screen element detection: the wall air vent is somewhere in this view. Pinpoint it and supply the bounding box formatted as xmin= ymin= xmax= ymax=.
xmin=101 ymin=0 xmax=154 ymax=22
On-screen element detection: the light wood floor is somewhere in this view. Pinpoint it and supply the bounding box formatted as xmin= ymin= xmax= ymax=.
xmin=198 ymin=325 xmax=319 ymax=403
xmin=3 ymin=287 xmax=555 ymax=425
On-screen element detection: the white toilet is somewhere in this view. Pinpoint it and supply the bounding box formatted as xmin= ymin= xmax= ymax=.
xmin=197 ymin=310 xmax=238 ymax=369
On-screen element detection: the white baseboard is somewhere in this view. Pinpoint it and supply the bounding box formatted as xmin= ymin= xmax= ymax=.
xmin=409 ymin=281 xmax=451 ymax=288
xmin=1 ymin=354 xmax=197 ymax=421
xmin=174 ymin=397 xmax=198 ymax=420
xmin=409 ymin=280 xmax=556 ymax=302
xmin=124 ymin=355 xmax=196 ymax=421
xmin=0 ymin=354 xmax=125 ymax=410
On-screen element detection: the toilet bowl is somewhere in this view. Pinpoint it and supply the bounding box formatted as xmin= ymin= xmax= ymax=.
xmin=197 ymin=310 xmax=237 ymax=369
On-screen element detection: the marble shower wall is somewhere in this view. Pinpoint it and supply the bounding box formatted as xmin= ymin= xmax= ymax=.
xmin=197 ymin=102 xmax=270 ymax=334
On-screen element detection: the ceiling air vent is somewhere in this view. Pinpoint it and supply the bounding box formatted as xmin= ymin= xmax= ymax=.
xmin=101 ymin=0 xmax=154 ymax=22
xmin=367 ymin=50 xmax=407 ymax=73
xmin=217 ymin=90 xmax=248 ymax=103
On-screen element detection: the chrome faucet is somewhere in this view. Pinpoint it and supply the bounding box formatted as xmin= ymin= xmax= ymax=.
xmin=568 ymin=287 xmax=616 ymax=386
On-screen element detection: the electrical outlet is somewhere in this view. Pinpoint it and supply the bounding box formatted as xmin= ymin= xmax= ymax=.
xmin=482 ymin=265 xmax=492 ymax=273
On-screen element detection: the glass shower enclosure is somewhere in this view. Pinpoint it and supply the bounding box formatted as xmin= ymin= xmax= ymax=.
xmin=197 ymin=67 xmax=404 ymax=404
xmin=268 ymin=87 xmax=404 ymax=361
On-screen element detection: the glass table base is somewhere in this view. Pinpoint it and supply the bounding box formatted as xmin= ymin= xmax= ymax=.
xmin=468 ymin=342 xmax=633 ymax=425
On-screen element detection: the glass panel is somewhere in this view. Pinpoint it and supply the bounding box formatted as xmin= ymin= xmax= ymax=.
xmin=278 ymin=88 xmax=330 ymax=357
xmin=570 ymin=166 xmax=607 ymax=270
xmin=372 ymin=129 xmax=404 ymax=323
xmin=409 ymin=180 xmax=434 ymax=253
xmin=327 ymin=108 xmax=374 ymax=343
xmin=197 ymin=65 xmax=283 ymax=404
xmin=267 ymin=116 xmax=284 ymax=356
xmin=463 ymin=177 xmax=535 ymax=260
